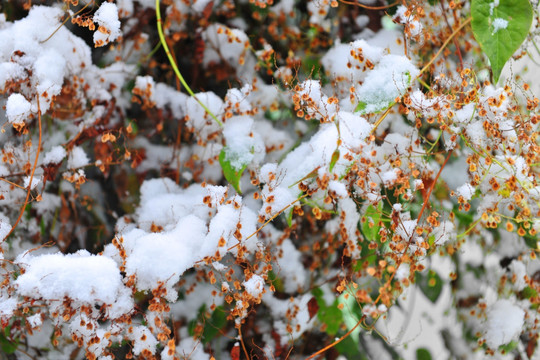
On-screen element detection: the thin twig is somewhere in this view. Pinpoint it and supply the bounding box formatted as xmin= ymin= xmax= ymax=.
xmin=0 ymin=178 xmax=26 ymax=190
xmin=420 ymin=18 xmax=471 ymax=75
xmin=238 ymin=325 xmax=250 ymax=360
xmin=41 ymin=0 xmax=94 ymax=44
xmin=370 ymin=107 xmax=392 ymax=135
xmin=306 ymin=315 xmax=366 ymax=359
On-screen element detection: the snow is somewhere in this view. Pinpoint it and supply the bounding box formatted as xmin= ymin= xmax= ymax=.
xmin=328 ymin=180 xmax=348 ymax=198
xmin=484 ymin=299 xmax=524 ymax=349
xmin=176 ymin=337 xmax=210 ymax=360
xmin=67 ymin=146 xmax=90 ymax=169
xmin=454 ymin=103 xmax=475 ymax=123
xmin=307 ymin=0 xmax=331 ymax=28
xmin=0 ymin=213 xmax=12 ymax=240
xmin=0 ymin=295 xmax=18 ymax=318
xmin=431 ymin=220 xmax=455 ymax=245
xmin=203 ymin=24 xmax=251 ymax=75
xmin=134 ymin=75 xmax=156 ymax=103
xmin=321 ymin=40 xmax=384 ymax=86
xmin=337 ymin=110 xmax=373 ymax=149
xmin=456 ymin=183 xmax=475 ymax=201
xmin=0 ymin=6 xmax=92 ymax=111
xmin=508 ymin=260 xmax=527 ymax=291
xmin=396 ymin=219 xmax=417 ymax=241
xmin=34 ymin=49 xmax=65 ymax=93
xmin=185 ymin=91 xmax=224 ymax=135
xmin=27 ymin=314 xmax=43 ymax=328
xmin=355 ymin=15 xmax=369 ymax=28
xmin=23 ymin=175 xmax=41 ymax=190
xmin=121 ymin=215 xmax=207 ymax=299
xmin=393 ymin=5 xmax=423 ymax=37
xmin=192 ymin=0 xmax=214 ymax=13
xmin=128 ymin=326 xmax=158 ymax=355
xmin=15 ymin=250 xmax=132 ymax=317
xmin=225 ymin=85 xmax=252 ymax=113
xmin=492 ymin=18 xmax=508 ymax=34
xmin=381 ymin=169 xmax=399 ymax=186
xmin=356 ymin=54 xmax=419 ymax=114
xmin=222 ymin=116 xmax=264 ymax=170
xmin=489 ymin=0 xmax=500 ymax=16
xmin=43 ymin=145 xmax=67 ymax=165
xmin=263 ymin=293 xmax=314 ymax=342
xmin=6 ymin=93 xmax=31 ymax=124
xmin=111 ymin=178 xmax=258 ymax=301
xmin=0 ymin=62 xmax=25 ymax=90
xmin=93 ymin=2 xmax=121 ymax=46
xmin=243 ymin=274 xmax=265 ymax=298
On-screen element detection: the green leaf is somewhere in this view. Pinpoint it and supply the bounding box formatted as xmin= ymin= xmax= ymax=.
xmin=312 ymin=288 xmax=344 ymax=336
xmin=202 ymin=306 xmax=227 ymax=344
xmin=0 ymin=329 xmax=18 ymax=355
xmin=355 ymin=100 xmax=395 ymax=115
xmin=454 ymin=208 xmax=474 ymax=226
xmin=318 ymin=302 xmax=344 ymax=335
xmin=335 ymin=335 xmax=362 ymax=358
xmin=416 ymin=348 xmax=433 ymax=360
xmin=521 ymin=286 xmax=538 ymax=299
xmin=286 ymin=207 xmax=294 ymax=227
xmin=219 ymin=147 xmax=248 ymax=194
xmin=126 ymin=119 xmax=138 ymax=135
xmin=417 ymin=270 xmax=443 ymax=303
xmin=361 ymin=203 xmax=382 ymax=242
xmin=339 ymin=292 xmax=361 ymax=345
xmin=329 ymin=148 xmax=340 ymax=172
xmin=302 ymin=55 xmax=322 ymax=79
xmin=355 ymin=101 xmax=367 ymax=113
xmin=471 ymin=0 xmax=533 ymax=84
xmin=499 ymin=340 xmax=517 ymax=352
xmin=268 ymin=271 xmax=284 ymax=293
xmin=523 ymin=233 xmax=538 ymax=249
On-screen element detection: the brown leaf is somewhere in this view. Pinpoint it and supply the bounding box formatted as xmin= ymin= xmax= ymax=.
xmin=527 ymin=336 xmax=537 ymax=358
xmin=307 ymin=296 xmax=319 ymax=321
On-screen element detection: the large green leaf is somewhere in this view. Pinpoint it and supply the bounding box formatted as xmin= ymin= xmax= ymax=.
xmin=471 ymin=0 xmax=532 ymax=84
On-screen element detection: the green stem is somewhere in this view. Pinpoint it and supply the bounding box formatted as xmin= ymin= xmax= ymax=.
xmin=456 ymin=217 xmax=481 ymax=238
xmin=142 ymin=42 xmax=162 ymax=64
xmin=155 ymin=0 xmax=223 ymax=127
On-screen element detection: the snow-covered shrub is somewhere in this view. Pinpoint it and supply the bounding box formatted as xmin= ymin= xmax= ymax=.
xmin=0 ymin=0 xmax=539 ymax=359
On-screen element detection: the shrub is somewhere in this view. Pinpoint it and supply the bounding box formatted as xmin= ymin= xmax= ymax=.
xmin=0 ymin=0 xmax=539 ymax=359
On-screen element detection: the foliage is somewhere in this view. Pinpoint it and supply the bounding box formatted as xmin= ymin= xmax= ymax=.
xmin=0 ymin=0 xmax=539 ymax=359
